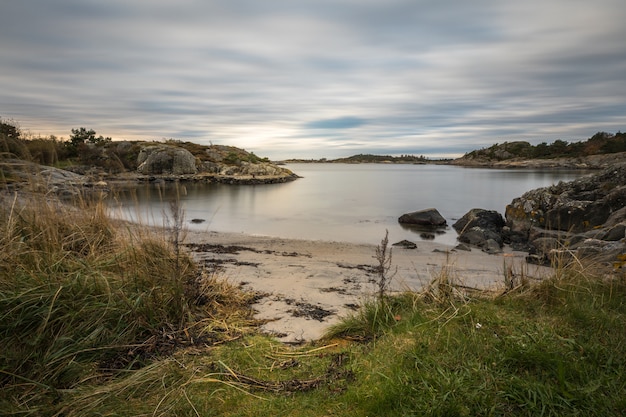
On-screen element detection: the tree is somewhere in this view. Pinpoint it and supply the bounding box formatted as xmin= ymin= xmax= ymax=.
xmin=67 ymin=127 xmax=111 ymax=158
xmin=70 ymin=127 xmax=111 ymax=146
xmin=0 ymin=119 xmax=21 ymax=139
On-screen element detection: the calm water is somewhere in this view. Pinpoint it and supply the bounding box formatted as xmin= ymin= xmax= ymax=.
xmin=110 ymin=164 xmax=590 ymax=246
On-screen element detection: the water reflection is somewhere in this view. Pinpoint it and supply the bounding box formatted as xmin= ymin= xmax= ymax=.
xmin=110 ymin=164 xmax=591 ymax=246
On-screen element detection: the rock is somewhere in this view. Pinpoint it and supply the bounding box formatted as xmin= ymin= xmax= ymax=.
xmin=452 ymin=208 xmax=505 ymax=233
xmin=531 ymin=237 xmax=561 ymax=254
xmin=573 ymin=240 xmax=626 ymax=264
xmin=544 ymin=200 xmax=611 ymax=232
xmin=455 ymin=243 xmax=472 ymax=251
xmin=392 ymin=240 xmax=417 ymax=249
xmin=453 ymin=208 xmax=505 ymax=251
xmin=137 ymin=145 xmax=198 ymax=175
xmin=398 ymin=208 xmax=447 ymax=226
xmin=603 ymin=224 xmax=626 ymax=241
xmin=483 ymin=239 xmax=503 ymax=254
xmin=457 ymin=226 xmax=503 ymax=248
xmin=505 ymin=164 xmax=626 ymax=267
xmin=605 ymin=206 xmax=626 ymax=227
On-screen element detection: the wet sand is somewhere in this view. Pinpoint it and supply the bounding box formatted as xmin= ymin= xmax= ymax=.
xmin=184 ymin=231 xmax=551 ymax=343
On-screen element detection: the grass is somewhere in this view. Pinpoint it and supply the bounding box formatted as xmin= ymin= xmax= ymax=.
xmin=72 ymin=268 xmax=625 ymax=416
xmin=1 ymin=187 xmax=625 ymax=416
xmin=0 ymin=189 xmax=259 ymax=415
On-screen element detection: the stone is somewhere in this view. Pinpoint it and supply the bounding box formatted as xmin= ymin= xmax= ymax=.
xmin=392 ymin=240 xmax=417 ymax=249
xmin=452 ymin=208 xmax=504 ymax=233
xmin=453 ymin=208 xmax=506 ymax=251
xmin=482 ymin=239 xmax=503 ymax=254
xmin=398 ymin=208 xmax=447 ymax=226
xmin=603 ymin=224 xmax=626 ymax=241
xmin=503 ymin=163 xmax=626 ymax=268
xmin=544 ymin=200 xmax=611 ymax=232
xmin=455 ymin=243 xmax=472 ymax=251
xmin=531 ymin=237 xmax=562 ymax=254
xmin=137 ymin=145 xmax=198 ymax=175
xmin=605 ymin=206 xmax=626 ymax=228
xmin=457 ymin=226 xmax=503 ymax=248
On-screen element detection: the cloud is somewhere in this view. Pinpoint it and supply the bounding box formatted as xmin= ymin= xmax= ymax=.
xmin=305 ymin=117 xmax=368 ymax=130
xmin=1 ymin=0 xmax=625 ymax=159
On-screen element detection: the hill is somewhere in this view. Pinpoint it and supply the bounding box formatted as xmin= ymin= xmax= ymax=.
xmin=0 ymin=121 xmax=298 ymax=188
xmin=453 ymin=131 xmax=626 ymax=168
xmin=285 ymin=153 xmax=446 ymax=164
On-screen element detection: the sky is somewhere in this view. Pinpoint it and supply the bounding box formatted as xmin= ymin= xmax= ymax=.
xmin=1 ymin=0 xmax=625 ymax=159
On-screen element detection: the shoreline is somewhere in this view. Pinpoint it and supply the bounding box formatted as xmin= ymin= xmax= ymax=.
xmin=183 ymin=230 xmax=553 ymax=343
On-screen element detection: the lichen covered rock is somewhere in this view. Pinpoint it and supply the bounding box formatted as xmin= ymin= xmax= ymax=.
xmin=137 ymin=145 xmax=198 ymax=175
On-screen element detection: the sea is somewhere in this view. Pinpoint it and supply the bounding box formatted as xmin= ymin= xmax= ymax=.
xmin=110 ymin=163 xmax=591 ymax=247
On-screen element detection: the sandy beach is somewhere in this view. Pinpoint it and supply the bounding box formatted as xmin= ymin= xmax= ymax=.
xmin=184 ymin=230 xmax=552 ymax=343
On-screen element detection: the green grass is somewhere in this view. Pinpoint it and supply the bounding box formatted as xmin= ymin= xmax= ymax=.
xmin=60 ymin=271 xmax=625 ymax=417
xmin=1 ymin=190 xmax=625 ymax=416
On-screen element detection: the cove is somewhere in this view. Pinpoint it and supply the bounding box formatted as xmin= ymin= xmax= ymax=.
xmin=110 ymin=163 xmax=591 ymax=246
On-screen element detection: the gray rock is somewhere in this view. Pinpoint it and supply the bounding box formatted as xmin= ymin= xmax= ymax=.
xmin=544 ymin=200 xmax=611 ymax=232
xmin=483 ymin=239 xmax=503 ymax=254
xmin=452 ymin=208 xmax=504 ymax=233
xmin=605 ymin=206 xmax=626 ymax=227
xmin=137 ymin=145 xmax=198 ymax=175
xmin=603 ymin=224 xmax=626 ymax=241
xmin=457 ymin=226 xmax=503 ymax=248
xmin=504 ymin=163 xmax=626 ymax=267
xmin=453 ymin=208 xmax=506 ymax=252
xmin=531 ymin=237 xmax=562 ymax=254
xmin=398 ymin=208 xmax=447 ymax=226
xmin=392 ymin=240 xmax=417 ymax=249
xmin=455 ymin=243 xmax=472 ymax=251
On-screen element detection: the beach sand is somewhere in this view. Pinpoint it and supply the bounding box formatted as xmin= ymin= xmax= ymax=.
xmin=184 ymin=231 xmax=552 ymax=343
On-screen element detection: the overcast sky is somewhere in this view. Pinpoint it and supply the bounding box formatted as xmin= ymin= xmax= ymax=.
xmin=1 ymin=0 xmax=625 ymax=159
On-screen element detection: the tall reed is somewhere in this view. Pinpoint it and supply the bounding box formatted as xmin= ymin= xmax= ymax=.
xmin=0 ymin=190 xmax=197 ymax=411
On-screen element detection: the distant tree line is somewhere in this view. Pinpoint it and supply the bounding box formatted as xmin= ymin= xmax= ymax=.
xmin=465 ymin=131 xmax=626 ymax=161
xmin=333 ymin=153 xmax=431 ymax=163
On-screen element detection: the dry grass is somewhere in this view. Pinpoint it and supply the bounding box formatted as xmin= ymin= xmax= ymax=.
xmin=0 ymin=186 xmax=261 ymax=415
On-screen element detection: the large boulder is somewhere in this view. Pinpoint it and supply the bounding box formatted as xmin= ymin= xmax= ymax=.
xmin=453 ymin=209 xmax=505 ymax=252
xmin=453 ymin=208 xmax=504 ymax=233
xmin=137 ymin=145 xmax=198 ymax=175
xmin=398 ymin=208 xmax=447 ymax=227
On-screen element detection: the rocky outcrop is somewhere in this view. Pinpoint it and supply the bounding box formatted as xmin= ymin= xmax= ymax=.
xmin=398 ymin=208 xmax=447 ymax=227
xmin=137 ymin=145 xmax=198 ymax=175
xmin=505 ymin=164 xmax=626 ymax=266
xmin=133 ymin=143 xmax=298 ymax=184
xmin=0 ymin=159 xmax=109 ymax=197
xmin=451 ymin=151 xmax=626 ymax=170
xmin=452 ymin=209 xmax=505 ymax=253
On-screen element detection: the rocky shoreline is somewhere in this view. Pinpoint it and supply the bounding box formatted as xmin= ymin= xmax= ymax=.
xmin=443 ymin=163 xmax=626 ymax=271
xmin=448 ymin=149 xmax=626 ymax=170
